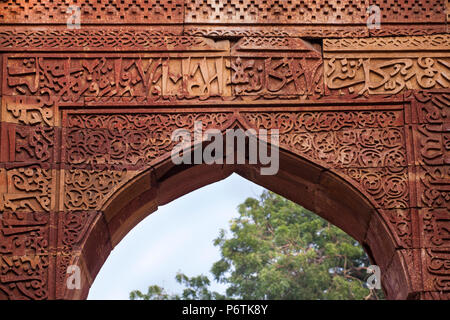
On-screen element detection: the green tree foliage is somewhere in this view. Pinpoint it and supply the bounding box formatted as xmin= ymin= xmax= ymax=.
xmin=130 ymin=191 xmax=383 ymax=300
xmin=129 ymin=274 xmax=226 ymax=300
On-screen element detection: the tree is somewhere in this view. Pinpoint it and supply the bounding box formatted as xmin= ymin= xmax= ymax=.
xmin=130 ymin=191 xmax=383 ymax=300
xmin=129 ymin=274 xmax=226 ymax=300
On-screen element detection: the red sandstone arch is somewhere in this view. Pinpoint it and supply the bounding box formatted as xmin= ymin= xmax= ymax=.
xmin=61 ymin=137 xmax=410 ymax=300
xmin=0 ymin=0 xmax=449 ymax=300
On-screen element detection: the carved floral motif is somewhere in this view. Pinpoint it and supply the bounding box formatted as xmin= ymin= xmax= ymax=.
xmin=339 ymin=167 xmax=409 ymax=209
xmin=64 ymin=113 xmax=231 ymax=168
xmin=64 ymin=169 xmax=128 ymax=211
xmin=56 ymin=211 xmax=100 ymax=296
xmin=243 ymin=111 xmax=406 ymax=168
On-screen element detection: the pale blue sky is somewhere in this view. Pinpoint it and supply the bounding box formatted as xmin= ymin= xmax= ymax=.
xmin=88 ymin=174 xmax=265 ymax=300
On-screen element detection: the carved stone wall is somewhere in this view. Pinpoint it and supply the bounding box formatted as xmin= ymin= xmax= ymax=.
xmin=0 ymin=0 xmax=449 ymax=300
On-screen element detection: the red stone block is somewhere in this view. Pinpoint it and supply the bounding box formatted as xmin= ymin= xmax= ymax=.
xmin=419 ymin=208 xmax=450 ymax=248
xmin=421 ymin=247 xmax=450 ymax=292
xmin=0 ymin=0 xmax=448 ymax=301
xmin=382 ymin=249 xmax=422 ymax=299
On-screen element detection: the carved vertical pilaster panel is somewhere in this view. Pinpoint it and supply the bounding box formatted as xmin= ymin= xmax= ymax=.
xmin=406 ymin=91 xmax=450 ymax=297
xmin=55 ymin=210 xmax=110 ymax=300
xmin=0 ymin=211 xmax=54 ymax=300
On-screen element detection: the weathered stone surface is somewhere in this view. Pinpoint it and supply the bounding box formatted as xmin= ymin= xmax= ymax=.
xmin=324 ymin=35 xmax=450 ymax=96
xmin=0 ymin=0 xmax=449 ymax=300
xmin=0 ymin=0 xmax=184 ymax=24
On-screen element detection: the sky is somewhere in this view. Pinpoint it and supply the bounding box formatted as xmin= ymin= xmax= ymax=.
xmin=87 ymin=173 xmax=265 ymax=300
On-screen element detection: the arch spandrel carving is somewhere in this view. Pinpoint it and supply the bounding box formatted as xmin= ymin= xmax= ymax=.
xmin=0 ymin=0 xmax=449 ymax=300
